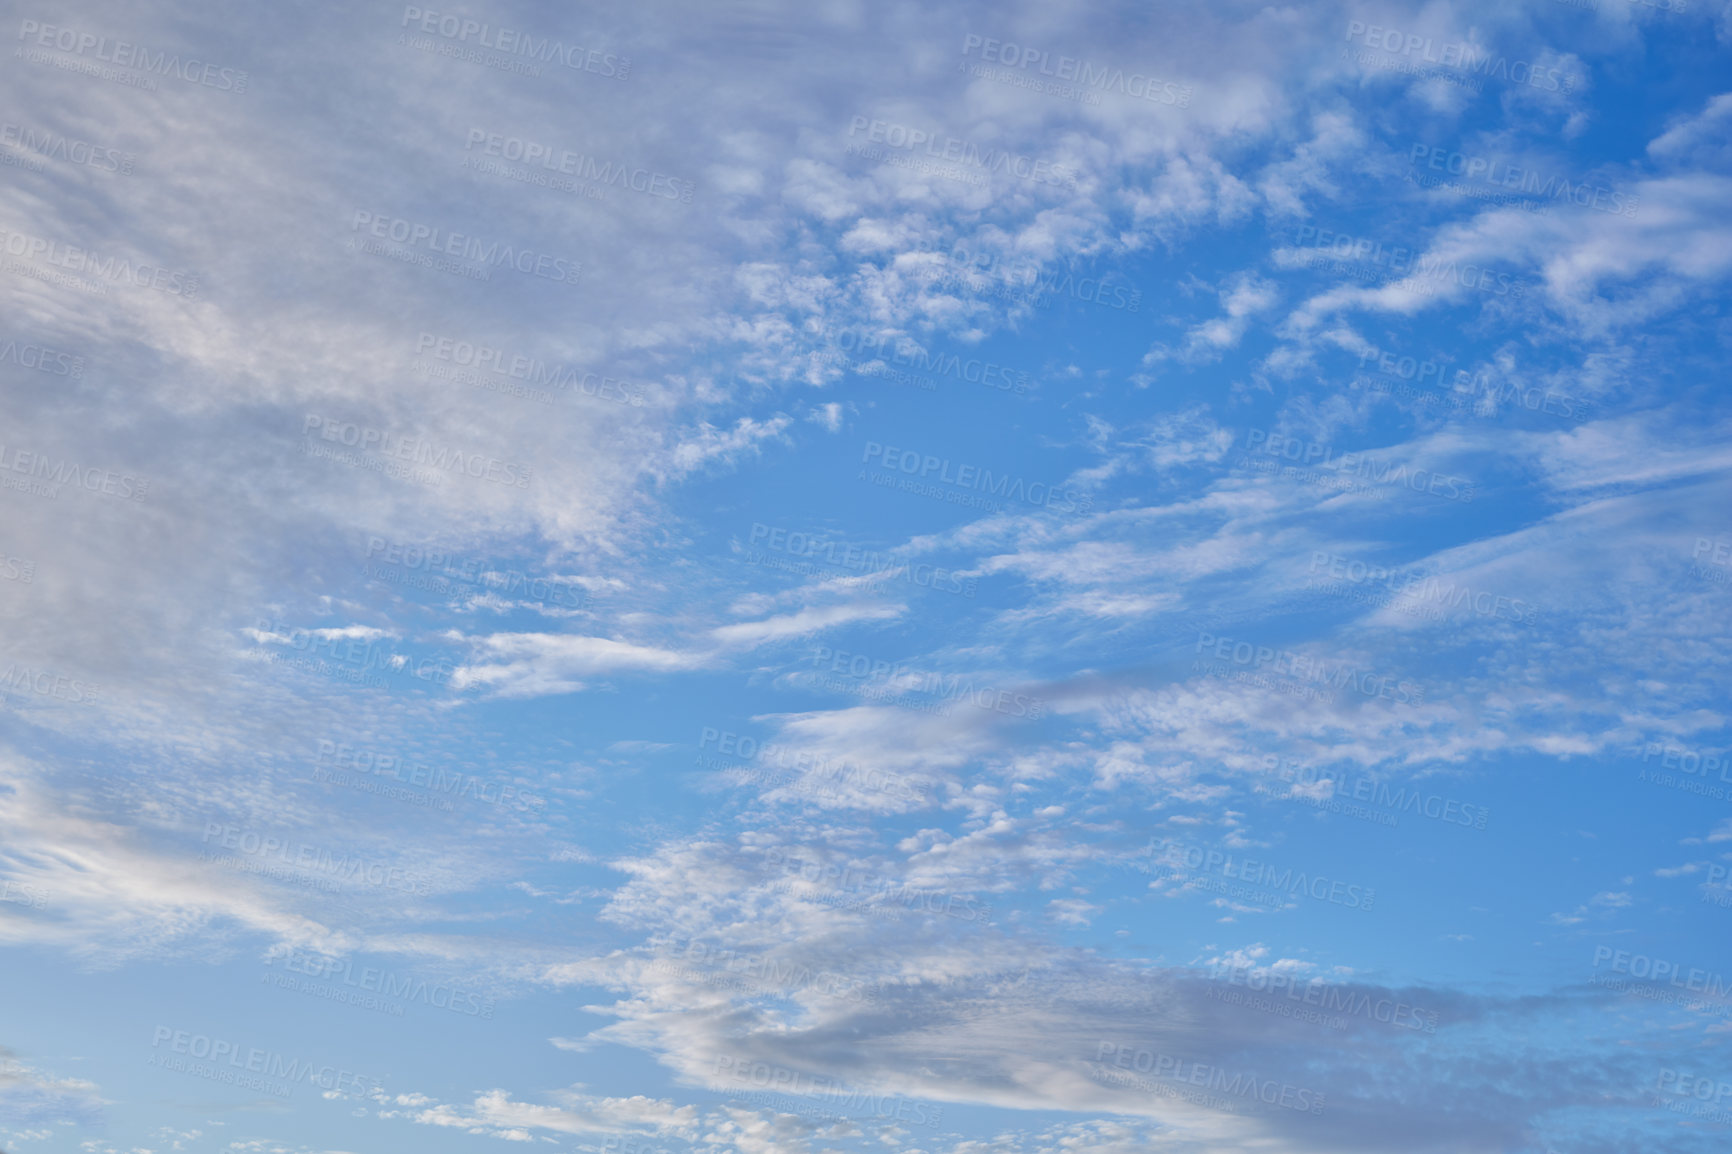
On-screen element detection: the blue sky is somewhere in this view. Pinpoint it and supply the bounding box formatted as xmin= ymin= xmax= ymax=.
xmin=2 ymin=1 xmax=1732 ymax=1152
